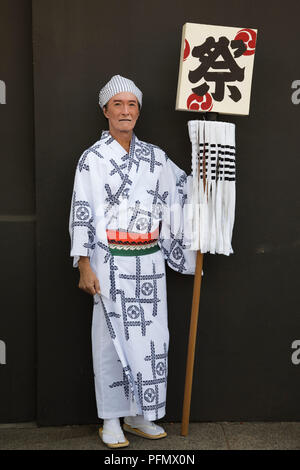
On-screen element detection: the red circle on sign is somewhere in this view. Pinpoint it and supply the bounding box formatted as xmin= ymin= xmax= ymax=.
xmin=187 ymin=93 xmax=213 ymax=111
xmin=183 ymin=39 xmax=190 ymax=61
xmin=235 ymin=28 xmax=257 ymax=56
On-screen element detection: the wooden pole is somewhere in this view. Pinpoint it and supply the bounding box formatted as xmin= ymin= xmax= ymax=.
xmin=181 ymin=249 xmax=203 ymax=436
xmin=181 ymin=112 xmax=218 ymax=436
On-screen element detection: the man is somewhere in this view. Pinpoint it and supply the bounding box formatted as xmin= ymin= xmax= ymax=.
xmin=69 ymin=75 xmax=198 ymax=448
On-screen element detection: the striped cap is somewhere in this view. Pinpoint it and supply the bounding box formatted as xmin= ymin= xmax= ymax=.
xmin=99 ymin=75 xmax=142 ymax=109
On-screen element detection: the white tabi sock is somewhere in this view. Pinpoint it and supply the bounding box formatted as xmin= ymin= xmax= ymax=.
xmin=102 ymin=418 xmax=127 ymax=444
xmin=124 ymin=415 xmax=165 ymax=436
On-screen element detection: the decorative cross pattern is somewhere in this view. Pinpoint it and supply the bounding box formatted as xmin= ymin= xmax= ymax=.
xmin=109 ymin=362 xmax=135 ymax=402
xmin=159 ymin=230 xmax=187 ymax=273
xmin=147 ymin=180 xmax=169 ymax=219
xmin=109 ymin=158 xmax=132 ymax=183
xmin=122 ymin=153 xmax=140 ymax=173
xmin=127 ymin=201 xmax=153 ymax=232
xmin=71 ymin=191 xmax=96 ymax=252
xmin=134 ymin=141 xmax=163 ymax=173
xmin=107 ymin=340 xmax=168 ymax=419
xmin=136 ymin=340 xmax=168 ymax=420
xmin=147 ymin=180 xmax=169 ymax=206
xmin=104 ymin=174 xmax=132 ymax=215
xmin=176 ymin=173 xmax=188 ymax=208
xmin=119 ymin=258 xmax=164 ymax=319
xmin=78 ymin=151 xmax=90 ymax=172
xmin=97 ymin=240 xmax=119 ymax=301
xmin=121 ymin=133 xmax=141 ymax=173
xmin=79 ymin=144 xmax=104 ymax=172
xmin=144 ymin=340 xmax=168 ymax=387
xmin=116 ymin=288 xmax=153 ymax=341
xmin=99 ymin=296 xmax=121 ymax=340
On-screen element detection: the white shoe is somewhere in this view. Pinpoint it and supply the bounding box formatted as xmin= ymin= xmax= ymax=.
xmin=123 ymin=415 xmax=167 ymax=440
xmin=99 ymin=418 xmax=129 ymax=448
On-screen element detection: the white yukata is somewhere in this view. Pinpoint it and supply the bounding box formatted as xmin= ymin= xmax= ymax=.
xmin=69 ymin=130 xmax=199 ymax=421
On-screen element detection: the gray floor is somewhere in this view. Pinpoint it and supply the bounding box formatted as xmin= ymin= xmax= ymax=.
xmin=0 ymin=421 xmax=300 ymax=450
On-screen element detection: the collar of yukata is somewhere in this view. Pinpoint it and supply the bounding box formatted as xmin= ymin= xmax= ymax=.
xmin=100 ymin=129 xmax=137 ymax=157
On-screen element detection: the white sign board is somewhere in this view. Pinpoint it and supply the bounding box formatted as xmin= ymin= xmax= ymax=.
xmin=176 ymin=23 xmax=258 ymax=116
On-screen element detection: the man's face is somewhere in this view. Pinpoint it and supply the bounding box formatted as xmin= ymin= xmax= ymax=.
xmin=103 ymin=92 xmax=140 ymax=133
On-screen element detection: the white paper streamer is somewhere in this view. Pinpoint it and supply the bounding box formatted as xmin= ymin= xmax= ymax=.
xmin=188 ymin=120 xmax=236 ymax=256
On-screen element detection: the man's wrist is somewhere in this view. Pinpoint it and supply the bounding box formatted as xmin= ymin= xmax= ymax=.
xmin=78 ymin=256 xmax=90 ymax=268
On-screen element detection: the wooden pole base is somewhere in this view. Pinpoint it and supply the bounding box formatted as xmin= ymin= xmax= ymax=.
xmin=181 ymin=250 xmax=204 ymax=436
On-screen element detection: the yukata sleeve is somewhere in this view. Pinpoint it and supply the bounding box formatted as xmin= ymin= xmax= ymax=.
xmin=158 ymin=156 xmax=199 ymax=275
xmin=68 ymin=152 xmax=96 ymax=268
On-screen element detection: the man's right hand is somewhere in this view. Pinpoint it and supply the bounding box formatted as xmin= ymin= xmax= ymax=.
xmin=78 ymin=257 xmax=101 ymax=296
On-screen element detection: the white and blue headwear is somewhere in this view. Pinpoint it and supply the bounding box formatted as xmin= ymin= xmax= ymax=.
xmin=99 ymin=74 xmax=142 ymax=109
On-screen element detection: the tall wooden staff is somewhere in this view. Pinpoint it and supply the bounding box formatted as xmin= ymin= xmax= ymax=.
xmin=181 ymin=111 xmax=218 ymax=436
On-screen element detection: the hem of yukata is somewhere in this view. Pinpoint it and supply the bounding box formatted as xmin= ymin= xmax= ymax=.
xmin=94 ymin=365 xmax=142 ymax=420
xmin=109 ymin=337 xmax=167 ymax=422
xmin=99 ymin=317 xmax=167 ymax=422
xmin=97 ymin=410 xmax=139 ymax=419
xmin=95 ymin=374 xmax=167 ymax=421
xmin=97 ymin=409 xmax=166 ymax=420
xmin=97 ymin=391 xmax=141 ymax=420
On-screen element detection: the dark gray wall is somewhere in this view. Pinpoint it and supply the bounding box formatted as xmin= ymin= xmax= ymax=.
xmin=1 ymin=0 xmax=299 ymax=425
xmin=0 ymin=0 xmax=36 ymax=422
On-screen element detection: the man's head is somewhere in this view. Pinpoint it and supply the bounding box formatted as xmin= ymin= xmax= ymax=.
xmin=99 ymin=75 xmax=142 ymax=134
xmin=102 ymin=92 xmax=140 ymax=134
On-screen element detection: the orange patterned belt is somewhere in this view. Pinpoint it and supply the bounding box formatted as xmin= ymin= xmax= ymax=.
xmin=106 ymin=227 xmax=160 ymax=256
